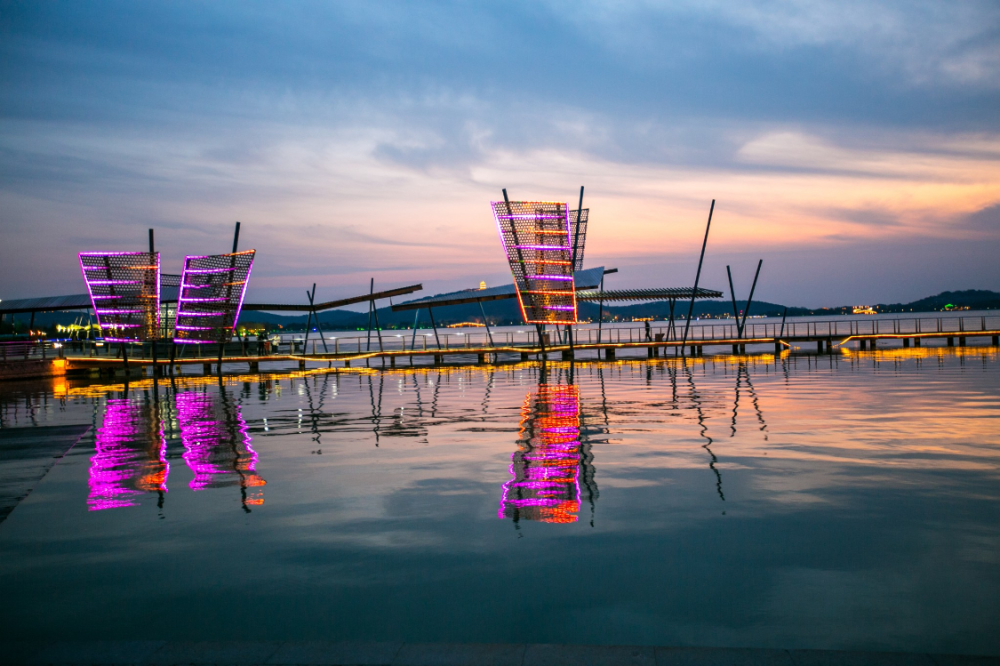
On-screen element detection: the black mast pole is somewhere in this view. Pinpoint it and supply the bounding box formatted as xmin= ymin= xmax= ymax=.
xmin=149 ymin=228 xmax=158 ymax=376
xmin=727 ymin=265 xmax=741 ymax=338
xmin=681 ymin=200 xmax=715 ymax=353
xmin=219 ymin=221 xmax=240 ymax=373
xmin=740 ymin=259 xmax=763 ymax=337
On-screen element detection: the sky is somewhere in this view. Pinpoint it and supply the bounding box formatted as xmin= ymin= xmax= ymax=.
xmin=1 ymin=0 xmax=998 ymax=309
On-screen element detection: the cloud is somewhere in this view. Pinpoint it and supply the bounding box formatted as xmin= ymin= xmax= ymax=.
xmin=1 ymin=1 xmax=999 ymax=304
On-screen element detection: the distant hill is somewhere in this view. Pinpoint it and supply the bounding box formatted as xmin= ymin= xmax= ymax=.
xmin=4 ymin=289 xmax=997 ymax=336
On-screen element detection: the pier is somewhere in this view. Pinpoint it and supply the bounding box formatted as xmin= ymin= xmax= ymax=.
xmin=6 ymin=313 xmax=997 ymax=379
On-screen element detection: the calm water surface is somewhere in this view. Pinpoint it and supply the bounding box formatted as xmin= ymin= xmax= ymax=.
xmin=1 ymin=348 xmax=998 ymax=654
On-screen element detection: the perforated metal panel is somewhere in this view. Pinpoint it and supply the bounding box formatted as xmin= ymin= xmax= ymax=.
xmin=491 ymin=201 xmax=577 ymax=325
xmin=79 ymin=251 xmax=160 ymax=342
xmin=569 ymin=208 xmax=589 ymax=271
xmin=174 ymin=250 xmax=255 ymax=344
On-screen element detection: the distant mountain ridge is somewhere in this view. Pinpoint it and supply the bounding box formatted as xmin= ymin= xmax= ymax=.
xmin=235 ymin=288 xmax=1000 ymax=330
xmin=4 ymin=289 xmax=997 ymax=335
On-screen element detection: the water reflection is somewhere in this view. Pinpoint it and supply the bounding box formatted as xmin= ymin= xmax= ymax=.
xmin=499 ymin=383 xmax=598 ymax=524
xmin=88 ymin=398 xmax=169 ymax=511
xmin=177 ymin=390 xmax=265 ymax=511
xmin=86 ymin=386 xmax=265 ymax=511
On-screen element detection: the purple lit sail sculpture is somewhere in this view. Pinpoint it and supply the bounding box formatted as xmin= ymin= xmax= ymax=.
xmin=492 ymin=201 xmax=578 ymax=325
xmin=78 ymin=251 xmax=160 ymax=342
xmin=174 ymin=250 xmax=255 ymax=344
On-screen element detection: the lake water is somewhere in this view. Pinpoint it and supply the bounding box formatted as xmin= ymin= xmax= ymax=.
xmin=1 ymin=347 xmax=998 ymax=655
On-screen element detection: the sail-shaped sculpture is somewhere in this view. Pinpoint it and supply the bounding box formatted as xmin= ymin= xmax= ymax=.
xmin=491 ymin=201 xmax=577 ymax=325
xmin=174 ymin=250 xmax=255 ymax=344
xmin=79 ymin=251 xmax=160 ymax=342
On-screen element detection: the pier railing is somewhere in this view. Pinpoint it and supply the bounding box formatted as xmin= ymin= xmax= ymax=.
xmin=8 ymin=313 xmax=999 ymax=362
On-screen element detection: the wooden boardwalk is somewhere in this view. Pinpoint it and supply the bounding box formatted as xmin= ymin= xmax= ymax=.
xmin=55 ymin=328 xmax=1000 ymax=377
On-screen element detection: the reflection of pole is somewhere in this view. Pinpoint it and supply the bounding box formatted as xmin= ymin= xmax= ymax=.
xmin=682 ymin=200 xmax=715 ymax=352
xmin=683 ymin=359 xmax=725 ymax=503
xmin=740 ymin=260 xmax=763 ymax=336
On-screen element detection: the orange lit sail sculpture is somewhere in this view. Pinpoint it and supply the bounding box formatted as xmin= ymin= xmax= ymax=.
xmin=492 ymin=201 xmax=577 ymax=325
xmin=174 ymin=250 xmax=255 ymax=344
xmin=78 ymin=251 xmax=160 ymax=342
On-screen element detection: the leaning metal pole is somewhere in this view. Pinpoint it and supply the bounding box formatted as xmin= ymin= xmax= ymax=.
xmin=217 ymin=221 xmax=241 ymax=373
xmin=427 ymin=307 xmax=442 ymax=349
xmin=478 ymin=300 xmax=495 ymax=347
xmin=681 ymin=200 xmax=715 ymax=353
xmin=597 ymin=275 xmax=605 ymax=345
xmin=149 ymin=228 xmax=158 ymax=376
xmin=303 ymin=284 xmax=315 ymax=350
xmin=366 ymin=278 xmax=374 ymax=352
xmin=727 ymin=265 xmax=741 ymax=338
xmin=567 ymin=185 xmax=585 ymax=356
xmin=740 ymin=259 xmax=764 ymax=337
xmin=307 ymin=284 xmax=328 ymax=353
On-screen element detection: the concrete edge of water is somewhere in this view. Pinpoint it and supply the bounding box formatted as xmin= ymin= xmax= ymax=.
xmin=1 ymin=641 xmax=997 ymax=665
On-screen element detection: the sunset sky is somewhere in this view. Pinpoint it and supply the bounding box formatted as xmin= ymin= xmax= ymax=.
xmin=2 ymin=1 xmax=998 ymax=308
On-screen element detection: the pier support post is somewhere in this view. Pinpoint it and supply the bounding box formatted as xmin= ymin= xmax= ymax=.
xmin=871 ymin=339 xmax=877 ymax=350
xmin=477 ymin=353 xmax=486 ymax=364
xmin=520 ymin=352 xmax=529 ymax=361
xmin=344 ymin=360 xmax=351 ymax=368
xmin=915 ymin=338 xmax=921 ymax=347
xmin=903 ymin=338 xmax=910 ymax=348
xmin=203 ymin=363 xmax=212 ymax=374
xmin=647 ymin=348 xmax=654 ymax=359
xmin=605 ymin=348 xmax=615 ymax=360
xmin=298 ymin=359 xmax=306 ymax=370
xmin=390 ymin=356 xmax=396 ymax=367
xmin=740 ymin=344 xmax=746 ymax=354
xmin=774 ymin=342 xmax=782 ymax=354
xmin=959 ymin=337 xmax=966 ymax=347
xmin=249 ymin=361 xmax=259 ymax=372
xmin=947 ymin=337 xmax=954 ymax=347
xmin=434 ymin=354 xmax=443 ymax=364
xmin=562 ymin=350 xmax=573 ymax=361
xmin=697 ymin=346 xmax=703 ymax=356
xmin=993 ymin=335 xmax=999 ymax=346
xmin=732 ymin=344 xmax=739 ymax=354
xmin=817 ymin=340 xmax=824 ymax=354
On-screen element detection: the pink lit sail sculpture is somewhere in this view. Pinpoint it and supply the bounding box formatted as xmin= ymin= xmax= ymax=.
xmin=499 ymin=384 xmax=583 ymax=524
xmin=491 ymin=201 xmax=578 ymax=325
xmin=78 ymin=251 xmax=161 ymax=342
xmin=87 ymin=398 xmax=169 ymax=511
xmin=174 ymin=250 xmax=255 ymax=344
